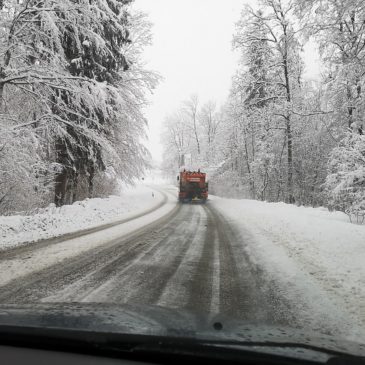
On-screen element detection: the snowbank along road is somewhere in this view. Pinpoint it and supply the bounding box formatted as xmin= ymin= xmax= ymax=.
xmin=0 ymin=187 xmax=363 ymax=342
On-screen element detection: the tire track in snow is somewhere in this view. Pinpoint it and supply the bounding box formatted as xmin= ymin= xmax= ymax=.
xmin=156 ymin=205 xmax=208 ymax=309
xmin=182 ymin=205 xmax=218 ymax=314
xmin=0 ymin=201 xmax=182 ymax=303
xmin=78 ymin=205 xmax=203 ymax=303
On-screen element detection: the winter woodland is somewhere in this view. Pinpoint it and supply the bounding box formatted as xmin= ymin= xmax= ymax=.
xmin=161 ymin=0 xmax=365 ymax=221
xmin=0 ymin=0 xmax=157 ymax=214
xmin=1 ymin=0 xmax=365 ymax=222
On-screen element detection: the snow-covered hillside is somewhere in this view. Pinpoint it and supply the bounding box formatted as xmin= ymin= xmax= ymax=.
xmin=0 ymin=185 xmax=163 ymax=250
xmin=211 ymin=196 xmax=365 ymax=339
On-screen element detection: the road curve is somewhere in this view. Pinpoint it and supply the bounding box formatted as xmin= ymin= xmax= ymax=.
xmin=0 ymin=198 xmax=296 ymax=327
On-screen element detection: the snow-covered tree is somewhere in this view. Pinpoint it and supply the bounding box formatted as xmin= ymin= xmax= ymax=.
xmin=161 ymin=110 xmax=192 ymax=176
xmin=220 ymin=0 xmax=304 ymax=203
xmin=0 ymin=0 xmax=157 ymax=211
xmin=296 ymin=0 xmax=365 ymax=132
xmin=198 ymin=100 xmax=221 ymax=166
xmin=296 ymin=0 xmax=365 ymax=213
xmin=183 ymin=94 xmax=202 ymax=158
xmin=161 ymin=96 xmax=225 ymax=178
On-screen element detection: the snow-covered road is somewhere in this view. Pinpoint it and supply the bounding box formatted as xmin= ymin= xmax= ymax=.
xmin=0 ymin=187 xmax=364 ymax=345
xmin=0 ymin=200 xmax=292 ymax=326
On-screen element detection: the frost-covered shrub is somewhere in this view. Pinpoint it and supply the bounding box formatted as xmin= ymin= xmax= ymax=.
xmin=0 ymin=128 xmax=55 ymax=215
xmin=325 ymin=132 xmax=365 ymax=220
xmin=91 ymin=168 xmax=120 ymax=198
xmin=209 ymin=169 xmax=252 ymax=199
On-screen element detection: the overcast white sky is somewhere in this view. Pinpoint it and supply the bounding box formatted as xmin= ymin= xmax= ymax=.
xmin=134 ymin=0 xmax=321 ymax=162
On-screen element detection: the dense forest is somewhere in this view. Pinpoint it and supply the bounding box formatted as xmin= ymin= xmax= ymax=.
xmin=1 ymin=0 xmax=364 ymax=221
xmin=0 ymin=0 xmax=156 ymax=214
xmin=161 ymin=0 xmax=365 ymax=220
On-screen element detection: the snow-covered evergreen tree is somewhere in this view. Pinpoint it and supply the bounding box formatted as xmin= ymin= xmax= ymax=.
xmin=0 ymin=0 xmax=157 ymax=212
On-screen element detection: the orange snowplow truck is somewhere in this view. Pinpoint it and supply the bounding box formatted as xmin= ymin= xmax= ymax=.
xmin=177 ymin=170 xmax=208 ymax=203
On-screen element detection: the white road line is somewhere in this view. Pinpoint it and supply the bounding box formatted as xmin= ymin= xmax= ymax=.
xmin=210 ymin=233 xmax=220 ymax=314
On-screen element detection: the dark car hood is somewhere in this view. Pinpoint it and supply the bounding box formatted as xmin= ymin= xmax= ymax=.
xmin=0 ymin=303 xmax=364 ymax=360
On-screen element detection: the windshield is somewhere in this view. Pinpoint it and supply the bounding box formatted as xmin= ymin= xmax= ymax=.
xmin=0 ymin=0 xmax=364 ymax=359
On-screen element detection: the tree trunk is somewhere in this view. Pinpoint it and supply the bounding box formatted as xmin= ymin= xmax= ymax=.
xmin=54 ymin=168 xmax=68 ymax=206
xmin=54 ymin=138 xmax=68 ymax=206
xmin=286 ymin=117 xmax=294 ymax=203
xmin=283 ymin=52 xmax=295 ymax=204
xmin=193 ymin=115 xmax=201 ymax=155
xmin=88 ymin=165 xmax=95 ymax=198
xmin=243 ymin=134 xmax=255 ymax=198
xmin=0 ymin=82 xmax=4 ymax=111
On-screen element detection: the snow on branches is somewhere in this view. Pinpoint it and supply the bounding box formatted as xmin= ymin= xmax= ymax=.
xmin=0 ymin=0 xmax=157 ymax=212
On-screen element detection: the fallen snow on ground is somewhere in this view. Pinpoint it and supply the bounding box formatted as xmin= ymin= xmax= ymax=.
xmin=0 ymin=184 xmax=164 ymax=250
xmin=210 ymin=197 xmax=365 ymax=341
xmin=0 ymin=187 xmax=178 ymax=288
